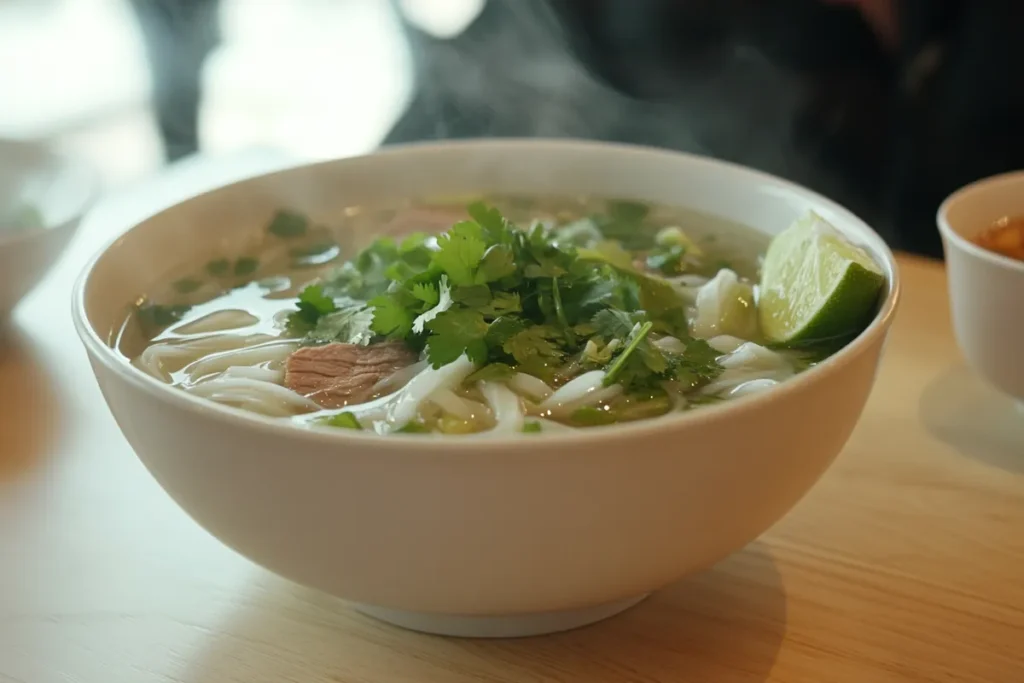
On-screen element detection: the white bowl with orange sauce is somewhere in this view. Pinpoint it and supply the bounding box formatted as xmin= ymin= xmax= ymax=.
xmin=938 ymin=170 xmax=1024 ymax=406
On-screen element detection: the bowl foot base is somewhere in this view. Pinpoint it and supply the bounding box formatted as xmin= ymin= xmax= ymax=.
xmin=353 ymin=593 xmax=649 ymax=638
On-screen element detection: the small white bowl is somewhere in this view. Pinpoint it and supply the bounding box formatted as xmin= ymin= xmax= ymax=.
xmin=938 ymin=171 xmax=1024 ymax=406
xmin=0 ymin=138 xmax=98 ymax=321
xmin=73 ymin=140 xmax=900 ymax=637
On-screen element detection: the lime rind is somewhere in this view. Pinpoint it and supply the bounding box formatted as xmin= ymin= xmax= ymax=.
xmin=758 ymin=212 xmax=885 ymax=345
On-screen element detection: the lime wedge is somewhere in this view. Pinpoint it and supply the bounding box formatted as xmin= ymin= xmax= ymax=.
xmin=759 ymin=212 xmax=885 ymax=345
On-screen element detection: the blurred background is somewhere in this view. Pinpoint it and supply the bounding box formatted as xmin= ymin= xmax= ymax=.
xmin=2 ymin=0 xmax=1022 ymax=258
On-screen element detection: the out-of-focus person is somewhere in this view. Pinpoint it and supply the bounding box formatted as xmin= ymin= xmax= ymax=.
xmin=131 ymin=0 xmax=1024 ymax=258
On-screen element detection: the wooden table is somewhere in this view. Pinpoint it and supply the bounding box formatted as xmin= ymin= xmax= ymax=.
xmin=2 ymin=153 xmax=1022 ymax=683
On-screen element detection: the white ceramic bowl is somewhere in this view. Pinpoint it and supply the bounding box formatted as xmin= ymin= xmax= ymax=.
xmin=73 ymin=140 xmax=900 ymax=637
xmin=938 ymin=170 xmax=1024 ymax=406
xmin=0 ymin=138 xmax=98 ymax=321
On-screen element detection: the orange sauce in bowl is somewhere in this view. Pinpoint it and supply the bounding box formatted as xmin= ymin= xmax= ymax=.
xmin=973 ymin=216 xmax=1024 ymax=261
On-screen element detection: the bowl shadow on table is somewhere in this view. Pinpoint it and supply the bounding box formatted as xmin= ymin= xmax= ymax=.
xmin=0 ymin=322 xmax=59 ymax=481
xmin=919 ymin=364 xmax=1024 ymax=474
xmin=183 ymin=542 xmax=787 ymax=683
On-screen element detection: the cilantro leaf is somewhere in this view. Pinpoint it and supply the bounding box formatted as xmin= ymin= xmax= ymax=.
xmin=287 ymin=285 xmax=337 ymax=335
xmin=503 ymin=326 xmax=564 ymax=366
xmin=451 ymin=284 xmax=492 ymax=308
xmin=468 ymin=201 xmax=514 ymax=244
xmin=137 ymin=302 xmax=191 ymax=333
xmin=206 ymin=259 xmax=230 ymax=276
xmin=592 ymin=309 xmax=640 ymax=341
xmin=522 ymin=421 xmax=543 ymax=433
xmin=671 ymin=338 xmax=724 ymax=386
xmin=466 ymin=362 xmax=515 ymax=383
xmin=485 ymin=315 xmax=527 ymax=349
xmin=267 ymin=210 xmax=308 ymax=238
xmin=522 ymin=223 xmax=576 ymax=279
xmin=578 ymin=240 xmax=635 ymax=271
xmin=411 ymin=282 xmax=440 ymax=308
xmin=425 ymin=307 xmax=489 ymax=367
xmin=476 ymin=244 xmax=517 ymax=283
xmin=433 ymin=221 xmax=487 ymax=286
xmin=234 ymin=257 xmax=259 ymax=277
xmin=322 ymin=238 xmax=401 ymax=301
xmin=603 ymin=321 xmax=655 ymax=386
xmin=412 ymin=275 xmax=453 ymax=333
xmin=646 ymin=244 xmax=687 ymax=275
xmin=322 ymin=412 xmax=361 ymax=429
xmin=370 ymin=293 xmax=416 ymax=339
xmin=304 ymin=303 xmax=375 ymax=346
xmin=485 ymin=291 xmax=522 ymax=317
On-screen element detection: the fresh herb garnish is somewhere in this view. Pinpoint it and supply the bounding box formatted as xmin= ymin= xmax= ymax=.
xmin=206 ymin=259 xmax=230 ymax=276
xmin=397 ymin=420 xmax=430 ymax=433
xmin=646 ymin=244 xmax=687 ymax=275
xmin=282 ymin=202 xmax=722 ymax=392
xmin=172 ymin=277 xmax=202 ymax=294
xmin=136 ymin=302 xmax=191 ymax=332
xmin=670 ymin=338 xmax=723 ymax=387
xmin=304 ymin=303 xmax=375 ymax=346
xmin=287 ymin=285 xmax=337 ymax=335
xmin=233 ymin=257 xmax=259 ymax=277
xmin=323 ymin=412 xmax=361 ymax=429
xmin=466 ymin=362 xmax=515 ymax=383
xmin=267 ymin=210 xmax=308 ymax=238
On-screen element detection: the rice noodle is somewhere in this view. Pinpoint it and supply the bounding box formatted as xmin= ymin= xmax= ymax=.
xmin=717 ymin=342 xmax=789 ymax=371
xmin=707 ymin=335 xmax=746 ymax=354
xmin=692 ymin=269 xmax=757 ymax=339
xmin=384 ymin=355 xmax=475 ymax=430
xmin=653 ymin=336 xmax=687 ymax=355
xmin=220 ymin=365 xmax=284 ymax=383
xmin=174 ymin=310 xmax=259 ymax=335
xmin=539 ymin=370 xmax=622 ymax=413
xmin=181 ymin=340 xmax=297 ymax=384
xmin=727 ymin=378 xmax=779 ymax=398
xmin=135 ymin=333 xmax=279 ymax=382
xmin=428 ymin=388 xmax=488 ymax=421
xmin=186 ymin=376 xmax=322 ymax=416
xmin=479 ymin=381 xmax=525 ymax=434
xmin=370 ymin=359 xmax=428 ymax=394
xmin=702 ymin=342 xmax=794 ymax=396
xmin=508 ymin=372 xmax=554 ymax=401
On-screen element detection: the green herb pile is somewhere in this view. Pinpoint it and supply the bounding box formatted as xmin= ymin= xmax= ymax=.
xmin=287 ymin=202 xmax=722 ymax=393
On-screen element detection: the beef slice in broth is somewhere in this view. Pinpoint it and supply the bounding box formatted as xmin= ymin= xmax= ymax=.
xmin=285 ymin=342 xmax=418 ymax=408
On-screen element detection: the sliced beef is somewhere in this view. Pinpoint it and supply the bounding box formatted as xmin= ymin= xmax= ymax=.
xmin=285 ymin=342 xmax=417 ymax=408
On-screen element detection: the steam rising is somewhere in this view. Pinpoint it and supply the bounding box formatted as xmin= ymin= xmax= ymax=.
xmin=390 ymin=0 xmax=851 ymax=206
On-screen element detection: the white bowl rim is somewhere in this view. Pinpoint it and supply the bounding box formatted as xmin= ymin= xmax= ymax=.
xmin=72 ymin=138 xmax=901 ymax=453
xmin=0 ymin=137 xmax=101 ymax=248
xmin=937 ymin=169 xmax=1024 ymax=274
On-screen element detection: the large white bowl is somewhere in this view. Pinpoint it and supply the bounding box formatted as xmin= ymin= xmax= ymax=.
xmin=1 ymin=138 xmax=98 ymax=321
xmin=72 ymin=140 xmax=900 ymax=637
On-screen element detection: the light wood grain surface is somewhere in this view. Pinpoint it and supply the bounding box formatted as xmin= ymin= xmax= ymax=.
xmin=1 ymin=154 xmax=1022 ymax=683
